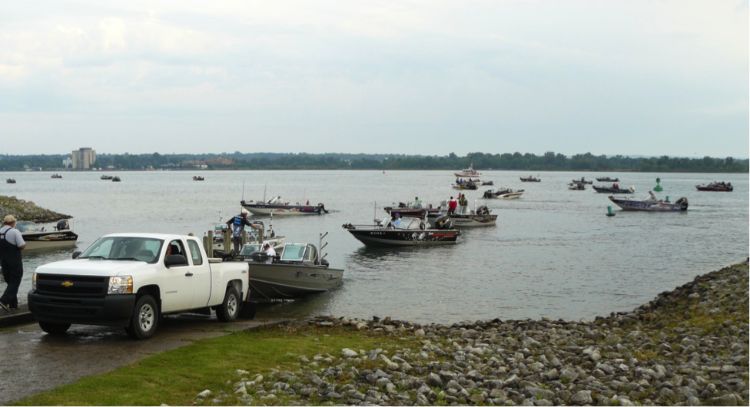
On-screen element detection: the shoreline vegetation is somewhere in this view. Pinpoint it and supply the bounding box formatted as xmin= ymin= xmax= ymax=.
xmin=16 ymin=262 xmax=749 ymax=406
xmin=1 ymin=152 xmax=748 ymax=172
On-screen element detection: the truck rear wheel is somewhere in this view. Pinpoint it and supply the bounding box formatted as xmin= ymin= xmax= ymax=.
xmin=126 ymin=294 xmax=159 ymax=339
xmin=39 ymin=321 xmax=70 ymax=335
xmin=216 ymin=286 xmax=240 ymax=322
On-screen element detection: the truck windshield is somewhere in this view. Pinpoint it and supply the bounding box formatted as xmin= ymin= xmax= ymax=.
xmin=79 ymin=237 xmax=164 ymax=264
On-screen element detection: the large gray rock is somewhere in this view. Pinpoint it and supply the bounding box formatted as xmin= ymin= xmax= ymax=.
xmin=571 ymin=390 xmax=593 ymax=405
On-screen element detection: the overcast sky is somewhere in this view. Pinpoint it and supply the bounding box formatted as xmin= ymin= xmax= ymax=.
xmin=1 ymin=1 xmax=747 ymax=157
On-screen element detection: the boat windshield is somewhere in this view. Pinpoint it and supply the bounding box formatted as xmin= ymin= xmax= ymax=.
xmin=79 ymin=237 xmax=163 ymax=263
xmin=239 ymin=243 xmax=262 ymax=256
xmin=280 ymin=243 xmax=306 ymax=262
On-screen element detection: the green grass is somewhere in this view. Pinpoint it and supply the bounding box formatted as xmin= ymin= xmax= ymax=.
xmin=16 ymin=324 xmax=415 ymax=406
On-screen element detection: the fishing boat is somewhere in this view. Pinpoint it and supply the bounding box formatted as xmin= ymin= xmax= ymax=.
xmin=454 ymin=163 xmax=481 ymax=178
xmin=100 ymin=175 xmax=113 ymax=180
xmin=609 ymin=194 xmax=688 ymax=212
xmin=6 ymin=178 xmax=16 ymax=184
xmin=241 ymin=196 xmax=328 ymax=216
xmin=695 ymin=181 xmax=733 ymax=192
xmin=520 ymin=176 xmax=541 ymax=182
xmin=571 ymin=177 xmax=593 ymax=184
xmin=568 ymin=182 xmax=586 ymax=190
xmin=342 ymin=216 xmax=460 ymax=247
xmin=111 ymin=176 xmax=121 ymax=182
xmin=50 ymin=174 xmax=63 ymax=179
xmin=483 ymin=188 xmax=524 ymax=199
xmin=596 ymin=177 xmax=619 ymax=182
xmin=592 ymin=184 xmax=634 ymax=194
xmin=239 ymin=234 xmax=343 ymax=302
xmin=481 ymin=180 xmax=494 ymax=186
xmin=193 ymin=175 xmax=205 ymax=181
xmin=384 ymin=202 xmax=442 ymax=218
xmin=452 ymin=179 xmax=478 ymax=190
xmin=17 ymin=219 xmax=78 ymax=251
xmin=427 ymin=206 xmax=497 ymax=228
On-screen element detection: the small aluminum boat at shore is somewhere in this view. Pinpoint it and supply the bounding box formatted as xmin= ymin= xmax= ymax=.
xmin=240 ymin=235 xmax=343 ymax=302
xmin=343 ymin=216 xmax=460 ymax=247
xmin=241 ymin=196 xmax=328 ymax=216
xmin=18 ymin=220 xmax=78 ymax=251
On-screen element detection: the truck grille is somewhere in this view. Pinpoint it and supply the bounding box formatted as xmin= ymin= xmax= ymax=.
xmin=36 ymin=274 xmax=109 ymax=297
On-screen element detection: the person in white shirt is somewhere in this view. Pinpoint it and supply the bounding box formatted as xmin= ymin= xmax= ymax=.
xmin=263 ymin=243 xmax=276 ymax=264
xmin=1 ymin=215 xmax=26 ymax=312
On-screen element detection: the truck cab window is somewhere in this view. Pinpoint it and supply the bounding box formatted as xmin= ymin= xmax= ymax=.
xmin=187 ymin=240 xmax=204 ymax=266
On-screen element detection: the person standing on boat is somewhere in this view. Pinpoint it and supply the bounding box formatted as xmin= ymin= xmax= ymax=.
xmin=448 ymin=196 xmax=458 ymax=214
xmin=458 ymin=194 xmax=468 ymax=214
xmin=226 ymin=209 xmax=253 ymax=256
xmin=413 ymin=197 xmax=422 ymax=209
xmin=0 ymin=215 xmax=26 ymax=312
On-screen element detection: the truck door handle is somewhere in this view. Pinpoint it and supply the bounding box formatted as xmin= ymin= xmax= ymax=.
xmin=185 ymin=272 xmax=194 ymax=277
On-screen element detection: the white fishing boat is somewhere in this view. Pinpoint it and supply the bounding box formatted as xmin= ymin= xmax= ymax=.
xmin=241 ymin=196 xmax=328 ymax=216
xmin=483 ymin=188 xmax=524 ymax=199
xmin=454 ymin=163 xmax=481 ymax=178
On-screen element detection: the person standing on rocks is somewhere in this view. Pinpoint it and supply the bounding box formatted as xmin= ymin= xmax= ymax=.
xmin=0 ymin=214 xmax=26 ymax=312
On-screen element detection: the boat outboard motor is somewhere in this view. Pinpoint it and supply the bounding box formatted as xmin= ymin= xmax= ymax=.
xmin=676 ymin=197 xmax=689 ymax=211
xmin=433 ymin=215 xmax=453 ymax=230
xmin=476 ymin=205 xmax=490 ymax=216
xmin=56 ymin=219 xmax=70 ymax=231
xmin=483 ymin=190 xmax=493 ymax=199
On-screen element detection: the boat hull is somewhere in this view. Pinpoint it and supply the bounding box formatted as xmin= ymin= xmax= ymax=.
xmin=345 ymin=228 xmax=460 ymax=247
xmin=241 ymin=204 xmax=325 ymax=216
xmin=23 ymin=230 xmax=78 ymax=252
xmin=428 ymin=214 xmax=497 ymax=228
xmin=609 ymin=196 xmax=688 ymax=212
xmin=593 ymin=186 xmax=634 ymax=194
xmin=695 ymin=185 xmax=733 ymax=192
xmin=247 ymin=263 xmax=343 ymax=302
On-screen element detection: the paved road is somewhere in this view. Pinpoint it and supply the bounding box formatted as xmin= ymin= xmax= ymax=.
xmin=0 ymin=315 xmax=285 ymax=405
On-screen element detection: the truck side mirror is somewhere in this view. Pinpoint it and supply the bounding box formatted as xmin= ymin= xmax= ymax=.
xmin=72 ymin=251 xmax=82 ymax=259
xmin=164 ymin=254 xmax=188 ymax=267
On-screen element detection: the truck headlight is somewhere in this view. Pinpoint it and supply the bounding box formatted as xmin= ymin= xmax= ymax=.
xmin=32 ymin=272 xmax=37 ymax=291
xmin=108 ymin=275 xmax=133 ymax=294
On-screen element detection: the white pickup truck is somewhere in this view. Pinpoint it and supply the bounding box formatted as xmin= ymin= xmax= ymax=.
xmin=28 ymin=233 xmax=252 ymax=339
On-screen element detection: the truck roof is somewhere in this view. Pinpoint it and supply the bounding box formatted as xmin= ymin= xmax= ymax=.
xmin=103 ymin=233 xmax=200 ymax=241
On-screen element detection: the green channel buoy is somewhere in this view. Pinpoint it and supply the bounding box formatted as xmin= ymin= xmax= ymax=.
xmin=606 ymin=205 xmax=615 ymax=217
xmin=653 ymin=177 xmax=663 ymax=192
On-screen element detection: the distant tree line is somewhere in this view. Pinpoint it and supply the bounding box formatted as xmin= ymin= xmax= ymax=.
xmin=0 ymin=151 xmax=746 ymax=173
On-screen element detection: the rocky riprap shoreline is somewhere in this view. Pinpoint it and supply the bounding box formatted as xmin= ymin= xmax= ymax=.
xmin=198 ymin=263 xmax=748 ymax=406
xmin=0 ymin=195 xmax=71 ymax=223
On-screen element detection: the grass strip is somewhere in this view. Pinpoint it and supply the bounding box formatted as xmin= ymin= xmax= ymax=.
xmin=16 ymin=324 xmax=412 ymax=406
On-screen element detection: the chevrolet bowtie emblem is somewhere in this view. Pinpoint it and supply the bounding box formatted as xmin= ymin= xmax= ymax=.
xmin=61 ymin=281 xmax=74 ymax=288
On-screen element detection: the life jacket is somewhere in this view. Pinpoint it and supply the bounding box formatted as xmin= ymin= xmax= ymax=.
xmin=0 ymin=227 xmax=23 ymax=267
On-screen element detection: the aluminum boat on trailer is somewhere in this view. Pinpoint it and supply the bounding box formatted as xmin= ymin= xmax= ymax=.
xmin=239 ymin=234 xmax=343 ymax=301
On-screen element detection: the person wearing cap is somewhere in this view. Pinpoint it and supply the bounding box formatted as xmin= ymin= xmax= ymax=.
xmin=225 ymin=209 xmax=253 ymax=256
xmin=0 ymin=215 xmax=26 ymax=312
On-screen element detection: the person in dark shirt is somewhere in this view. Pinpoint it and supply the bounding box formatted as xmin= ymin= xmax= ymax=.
xmin=225 ymin=209 xmax=253 ymax=255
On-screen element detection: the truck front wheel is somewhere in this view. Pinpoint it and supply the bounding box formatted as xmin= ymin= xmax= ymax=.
xmin=126 ymin=294 xmax=159 ymax=339
xmin=216 ymin=286 xmax=240 ymax=322
xmin=39 ymin=321 xmax=70 ymax=335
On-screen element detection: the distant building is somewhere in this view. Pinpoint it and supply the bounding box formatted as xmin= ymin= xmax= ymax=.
xmin=70 ymin=147 xmax=96 ymax=170
xmin=62 ymin=157 xmax=72 ymax=168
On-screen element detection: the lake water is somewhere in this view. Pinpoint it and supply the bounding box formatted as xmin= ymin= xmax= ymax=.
xmin=1 ymin=170 xmax=747 ymax=323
